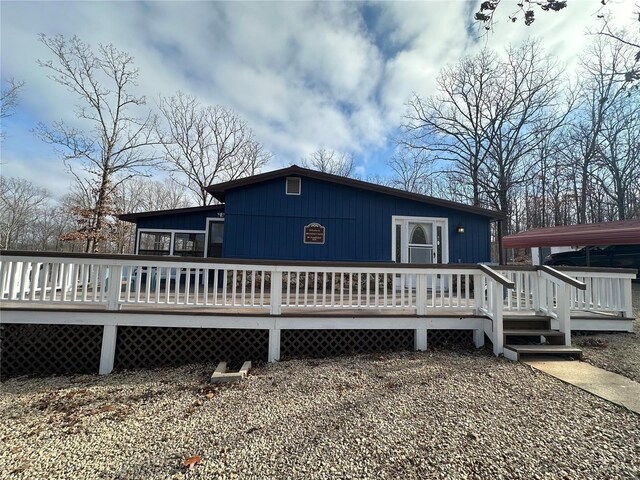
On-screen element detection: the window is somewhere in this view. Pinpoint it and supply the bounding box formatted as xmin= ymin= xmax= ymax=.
xmin=138 ymin=232 xmax=171 ymax=256
xmin=286 ymin=177 xmax=301 ymax=195
xmin=173 ymin=233 xmax=205 ymax=257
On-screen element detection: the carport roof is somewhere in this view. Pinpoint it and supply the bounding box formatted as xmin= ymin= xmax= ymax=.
xmin=503 ymin=220 xmax=640 ymax=248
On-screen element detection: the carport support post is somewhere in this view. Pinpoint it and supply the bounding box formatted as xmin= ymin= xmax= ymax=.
xmin=99 ymin=324 xmax=117 ymax=375
xmin=268 ymin=328 xmax=281 ymax=362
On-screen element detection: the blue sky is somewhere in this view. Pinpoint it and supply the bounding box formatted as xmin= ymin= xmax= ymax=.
xmin=0 ymin=0 xmax=634 ymax=200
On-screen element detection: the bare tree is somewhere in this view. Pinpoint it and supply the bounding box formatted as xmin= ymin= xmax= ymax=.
xmin=300 ymin=148 xmax=356 ymax=177
xmin=403 ymin=49 xmax=500 ymax=207
xmin=559 ymin=35 xmax=636 ymax=224
xmin=387 ymin=149 xmax=437 ymax=194
xmin=35 ymin=35 xmax=160 ymax=252
xmin=158 ymin=92 xmax=270 ymax=206
xmin=1 ymin=78 xmax=25 ymax=141
xmin=404 ymin=40 xmax=571 ymax=262
xmin=1 ymin=78 xmax=24 ymax=119
xmin=592 ymin=95 xmax=640 ymax=220
xmin=478 ymin=41 xmax=571 ymax=247
xmin=0 ymin=177 xmax=50 ymax=250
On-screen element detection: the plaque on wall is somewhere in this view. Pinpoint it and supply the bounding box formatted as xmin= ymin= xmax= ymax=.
xmin=304 ymin=223 xmax=325 ymax=244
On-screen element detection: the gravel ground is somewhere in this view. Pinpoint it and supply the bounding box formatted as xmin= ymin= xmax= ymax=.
xmin=574 ymin=282 xmax=640 ymax=382
xmin=2 ymin=351 xmax=639 ymax=479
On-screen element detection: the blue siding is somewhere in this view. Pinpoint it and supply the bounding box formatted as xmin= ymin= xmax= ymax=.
xmin=222 ymin=176 xmax=491 ymax=263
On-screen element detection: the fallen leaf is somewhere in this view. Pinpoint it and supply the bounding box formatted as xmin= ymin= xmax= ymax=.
xmin=101 ymin=405 xmax=116 ymax=412
xmin=206 ymin=392 xmax=214 ymax=399
xmin=183 ymin=455 xmax=202 ymax=470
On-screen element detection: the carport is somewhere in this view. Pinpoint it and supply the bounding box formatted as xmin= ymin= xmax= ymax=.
xmin=503 ymin=220 xmax=640 ymax=266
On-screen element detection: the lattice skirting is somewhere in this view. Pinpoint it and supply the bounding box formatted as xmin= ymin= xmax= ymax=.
xmin=281 ymin=329 xmax=415 ymax=359
xmin=114 ymin=327 xmax=269 ymax=370
xmin=0 ymin=323 xmax=103 ymax=379
xmin=428 ymin=329 xmax=474 ymax=348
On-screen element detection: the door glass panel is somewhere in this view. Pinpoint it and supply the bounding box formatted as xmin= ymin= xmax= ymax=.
xmin=207 ymin=221 xmax=224 ymax=258
xmin=409 ymin=246 xmax=433 ymax=264
xmin=395 ymin=224 xmax=402 ymax=263
xmin=410 ymin=225 xmax=426 ymax=245
xmin=436 ymin=226 xmax=442 ymax=263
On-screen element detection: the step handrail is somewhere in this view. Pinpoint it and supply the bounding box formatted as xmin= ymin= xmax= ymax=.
xmin=478 ymin=264 xmax=515 ymax=289
xmin=538 ymin=266 xmax=587 ymax=290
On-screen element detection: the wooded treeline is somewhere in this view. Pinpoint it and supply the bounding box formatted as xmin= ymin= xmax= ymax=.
xmin=1 ymin=30 xmax=638 ymax=257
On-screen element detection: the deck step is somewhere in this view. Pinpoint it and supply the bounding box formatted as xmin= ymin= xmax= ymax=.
xmin=503 ymin=315 xmax=552 ymax=321
xmin=504 ymin=329 xmax=564 ymax=338
xmin=503 ymin=344 xmax=582 ymax=361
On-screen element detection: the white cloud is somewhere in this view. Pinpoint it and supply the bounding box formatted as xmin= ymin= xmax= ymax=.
xmin=1 ymin=0 xmax=635 ymax=198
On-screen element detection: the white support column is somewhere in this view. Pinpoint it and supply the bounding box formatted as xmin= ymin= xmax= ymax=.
xmin=557 ymin=282 xmax=572 ymax=346
xmin=268 ymin=328 xmax=281 ymax=362
xmin=270 ymin=271 xmax=282 ymax=315
xmin=491 ymin=280 xmax=504 ymax=356
xmin=414 ymin=328 xmax=427 ymax=351
xmin=99 ymin=324 xmax=117 ymax=375
xmin=621 ymin=279 xmax=634 ymax=319
xmin=473 ymin=273 xmax=483 ymax=314
xmin=473 ymin=329 xmax=485 ymax=348
xmin=416 ymin=274 xmax=427 ymax=316
xmin=106 ymin=265 xmax=123 ymax=311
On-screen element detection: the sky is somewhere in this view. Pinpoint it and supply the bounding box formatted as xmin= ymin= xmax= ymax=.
xmin=0 ymin=0 xmax=635 ymax=201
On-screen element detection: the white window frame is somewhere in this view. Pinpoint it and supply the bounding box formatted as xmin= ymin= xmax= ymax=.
xmin=391 ymin=216 xmax=449 ymax=264
xmin=136 ymin=228 xmax=206 ymax=256
xmin=204 ymin=217 xmax=225 ymax=258
xmin=286 ymin=177 xmax=301 ymax=195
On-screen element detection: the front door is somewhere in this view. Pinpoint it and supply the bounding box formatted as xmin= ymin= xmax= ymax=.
xmin=206 ymin=220 xmax=224 ymax=258
xmin=393 ymin=217 xmax=448 ymax=291
xmin=393 ymin=217 xmax=447 ymax=265
xmin=408 ymin=222 xmax=434 ymax=264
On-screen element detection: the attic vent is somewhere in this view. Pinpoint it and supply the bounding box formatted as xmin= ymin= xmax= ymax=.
xmin=286 ymin=177 xmax=301 ymax=195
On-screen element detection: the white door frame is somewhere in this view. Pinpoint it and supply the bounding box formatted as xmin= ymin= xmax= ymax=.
xmin=204 ymin=217 xmax=225 ymax=258
xmin=391 ymin=216 xmax=449 ymax=264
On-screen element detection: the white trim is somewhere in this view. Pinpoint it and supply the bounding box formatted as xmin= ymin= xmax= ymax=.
xmin=286 ymin=176 xmax=301 ymax=195
xmin=136 ymin=228 xmax=206 ymax=256
xmin=204 ymin=217 xmax=225 ymax=258
xmin=391 ymin=216 xmax=449 ymax=264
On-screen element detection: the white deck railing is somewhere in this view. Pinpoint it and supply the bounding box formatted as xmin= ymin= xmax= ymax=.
xmin=0 ymin=253 xmax=488 ymax=313
xmin=1 ymin=252 xmax=635 ymax=358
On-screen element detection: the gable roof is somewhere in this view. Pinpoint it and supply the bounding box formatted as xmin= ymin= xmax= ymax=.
xmin=119 ymin=204 xmax=224 ymax=223
xmin=206 ymin=165 xmax=504 ymax=219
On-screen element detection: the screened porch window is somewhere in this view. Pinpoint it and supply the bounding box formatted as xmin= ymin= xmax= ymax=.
xmin=173 ymin=233 xmax=205 ymax=257
xmin=138 ymin=232 xmax=171 ymax=256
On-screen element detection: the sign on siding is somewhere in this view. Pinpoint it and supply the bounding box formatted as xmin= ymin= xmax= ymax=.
xmin=304 ymin=223 xmax=325 ymax=244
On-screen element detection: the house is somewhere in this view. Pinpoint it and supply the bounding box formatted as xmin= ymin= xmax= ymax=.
xmin=3 ymin=168 xmax=636 ymax=378
xmin=119 ymin=165 xmax=502 ymax=264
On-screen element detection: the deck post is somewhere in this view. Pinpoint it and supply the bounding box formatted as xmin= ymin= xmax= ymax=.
xmin=99 ymin=324 xmax=117 ymax=375
xmin=473 ymin=329 xmax=485 ymax=348
xmin=106 ymin=265 xmax=123 ymax=311
xmin=558 ymin=282 xmax=572 ymax=346
xmin=414 ymin=329 xmax=427 ymax=351
xmin=268 ymin=328 xmax=281 ymax=362
xmin=473 ymin=273 xmax=483 ymax=314
xmin=491 ymin=280 xmax=504 ymax=355
xmin=621 ymin=279 xmax=634 ymax=319
xmin=270 ymin=271 xmax=282 ymax=315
